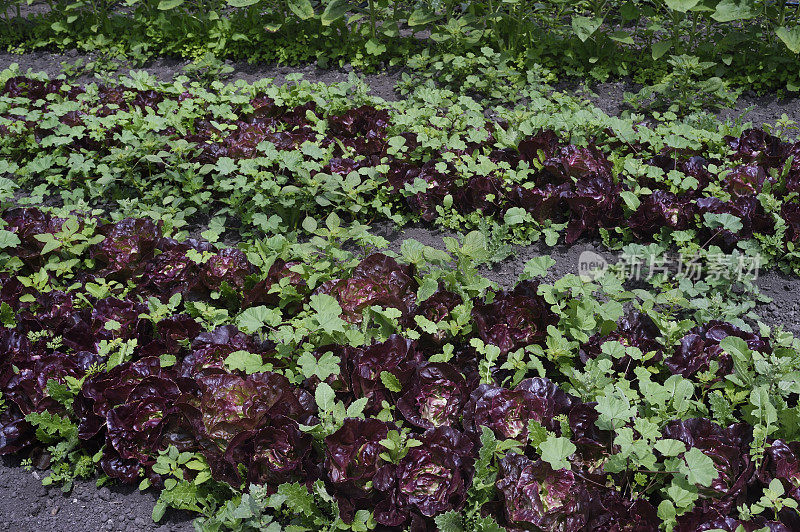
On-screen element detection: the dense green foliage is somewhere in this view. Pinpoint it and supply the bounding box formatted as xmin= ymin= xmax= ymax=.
xmin=1 ymin=1 xmax=800 ymax=91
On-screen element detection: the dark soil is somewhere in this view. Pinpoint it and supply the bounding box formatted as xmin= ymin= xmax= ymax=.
xmin=0 ymin=458 xmax=194 ymax=532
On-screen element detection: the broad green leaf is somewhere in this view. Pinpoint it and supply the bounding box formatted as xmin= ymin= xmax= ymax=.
xmin=652 ymin=40 xmax=672 ymax=60
xmin=315 ymin=382 xmax=336 ymax=412
xmin=664 ymin=0 xmax=700 ymax=12
xmin=572 ymin=16 xmax=603 ymax=42
xmin=680 ymin=447 xmax=717 ymax=487
xmin=0 ymin=229 xmax=20 ymax=249
xmin=309 ymin=294 xmax=346 ymax=334
xmin=504 ymin=206 xmax=527 ymax=225
xmin=321 ymin=0 xmax=348 ymax=25
xmin=711 ymin=0 xmax=754 ymax=22
xmin=408 ymin=8 xmax=439 ymax=27
xmin=654 ymin=439 xmax=686 ymax=457
xmin=380 ymin=371 xmax=402 ymax=393
xmin=226 ymin=0 xmax=259 ymax=6
xmin=224 ymin=350 xmax=263 ymax=374
xmin=417 ymin=276 xmax=438 ymax=303
xmin=236 ymin=305 xmax=281 ymax=334
xmin=539 ymin=436 xmax=576 ymax=470
xmin=522 ymin=256 xmax=555 ymax=279
xmin=297 ymin=350 xmax=340 ymax=381
xmin=287 ymin=0 xmax=314 ymax=19
xmin=157 ymin=0 xmax=183 ymax=9
xmin=776 ymin=26 xmax=800 ymax=54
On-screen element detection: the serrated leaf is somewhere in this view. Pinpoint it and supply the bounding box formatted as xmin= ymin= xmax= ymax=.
xmin=539 ymin=436 xmax=575 ymax=470
xmin=664 ymin=0 xmax=700 ymax=12
xmin=224 ymin=350 xmax=263 ymax=374
xmin=572 ymin=16 xmax=603 ymax=42
xmin=0 ymin=230 xmax=20 ymax=249
xmin=380 ymin=371 xmax=402 ymax=393
xmin=523 ymin=256 xmax=555 ymax=279
xmin=157 ymin=0 xmax=183 ymax=9
xmin=434 ymin=511 xmax=464 ymax=532
xmin=680 ymin=447 xmax=717 ymax=487
xmin=309 ymin=294 xmax=346 ymax=334
xmin=321 ymin=0 xmax=348 ymax=25
xmin=711 ymin=0 xmax=754 ymax=22
xmin=408 ymin=8 xmax=439 ymax=27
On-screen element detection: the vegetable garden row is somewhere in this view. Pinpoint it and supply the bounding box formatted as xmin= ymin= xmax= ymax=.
xmin=1 ymin=62 xmax=800 ymax=530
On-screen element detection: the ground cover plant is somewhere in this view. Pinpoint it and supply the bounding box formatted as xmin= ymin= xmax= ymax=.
xmin=2 ymin=203 xmax=800 ymax=531
xmin=2 ymin=67 xmax=800 ymax=272
xmin=2 ymin=1 xmax=800 ymax=93
xmin=1 ymin=62 xmax=800 ymax=531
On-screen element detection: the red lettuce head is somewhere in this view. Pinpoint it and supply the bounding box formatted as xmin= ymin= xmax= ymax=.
xmin=374 ymin=426 xmax=474 ymax=525
xmin=324 ymin=417 xmax=394 ymax=497
xmin=199 ymin=248 xmax=253 ymax=292
xmin=223 ymin=415 xmax=312 ymax=489
xmin=317 ymin=254 xmax=418 ymax=325
xmin=396 ymin=361 xmax=467 ymax=430
xmin=496 ymin=452 xmax=589 ymax=531
xmin=91 ymin=218 xmax=161 ymax=279
xmin=349 ymin=335 xmax=421 ymax=415
xmin=463 ymin=377 xmax=574 ymax=441
xmin=472 ymin=280 xmax=557 ymax=354
xmin=665 ymin=321 xmax=770 ymax=380
xmin=662 ymin=418 xmax=754 ymax=501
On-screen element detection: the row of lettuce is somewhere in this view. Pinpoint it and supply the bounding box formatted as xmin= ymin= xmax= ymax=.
xmin=1 ymin=208 xmax=800 ymax=530
xmin=2 ymin=72 xmax=800 ymax=269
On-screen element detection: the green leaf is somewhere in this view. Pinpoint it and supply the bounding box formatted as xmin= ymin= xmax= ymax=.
xmin=315 ymin=382 xmax=336 ymax=412
xmin=572 ymin=16 xmax=603 ymax=42
xmin=408 ymin=8 xmax=439 ymax=27
xmin=539 ymin=436 xmax=576 ymax=470
xmin=434 ymin=511 xmax=464 ymax=532
xmin=620 ymin=190 xmax=641 ymax=210
xmin=776 ymin=26 xmax=800 ymax=54
xmin=286 ymin=0 xmax=314 ymax=19
xmin=157 ymin=0 xmax=183 ymax=9
xmin=224 ymin=350 xmax=263 ymax=374
xmin=664 ymin=0 xmax=700 ymax=12
xmin=365 ymin=38 xmax=386 ymax=55
xmin=321 ymin=0 xmax=348 ymax=25
xmin=504 ymin=207 xmax=527 ymax=225
xmin=654 ymin=439 xmax=686 ymax=457
xmin=652 ymin=41 xmax=672 ymax=60
xmin=309 ymin=294 xmax=346 ymax=334
xmin=297 ymin=350 xmax=340 ymax=381
xmin=417 ymin=276 xmax=438 ymax=303
xmin=380 ymin=371 xmax=402 ymax=393
xmin=680 ymin=447 xmax=717 ymax=487
xmin=0 ymin=230 xmax=20 ymax=249
xmin=226 ymin=0 xmax=260 ymax=6
xmin=236 ymin=305 xmax=281 ymax=334
xmin=711 ymin=0 xmax=754 ymax=22
xmin=523 ymin=256 xmax=555 ymax=279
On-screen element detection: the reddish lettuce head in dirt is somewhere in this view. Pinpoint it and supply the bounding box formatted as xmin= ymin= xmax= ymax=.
xmin=665 ymin=321 xmax=770 ymax=380
xmin=324 ymin=417 xmax=394 ymax=497
xmin=463 ymin=377 xmax=573 ymax=441
xmin=348 ymin=335 xmax=422 ymax=415
xmin=223 ymin=415 xmax=313 ymax=489
xmin=580 ymin=311 xmax=662 ymax=372
xmin=496 ymin=452 xmax=589 ymax=531
xmin=91 ymin=218 xmax=161 ymax=279
xmin=472 ymin=280 xmax=557 ymax=355
xmin=374 ymin=426 xmax=474 ymax=525
xmin=396 ymin=361 xmax=468 ymax=430
xmin=318 ymin=254 xmax=418 ymax=325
